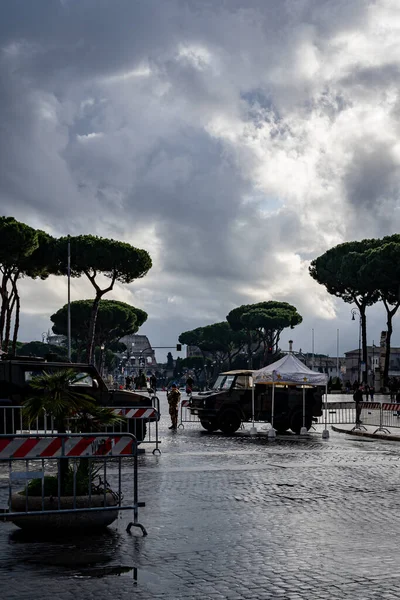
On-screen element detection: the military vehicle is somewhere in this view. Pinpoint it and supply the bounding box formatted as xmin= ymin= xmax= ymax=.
xmin=189 ymin=370 xmax=323 ymax=434
xmin=0 ymin=355 xmax=158 ymax=440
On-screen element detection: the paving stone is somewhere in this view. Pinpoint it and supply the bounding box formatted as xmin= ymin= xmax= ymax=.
xmin=2 ymin=394 xmax=400 ymax=598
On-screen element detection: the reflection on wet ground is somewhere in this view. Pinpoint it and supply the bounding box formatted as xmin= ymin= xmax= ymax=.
xmin=3 ymin=526 xmax=167 ymax=590
xmin=2 ymin=392 xmax=400 ymax=599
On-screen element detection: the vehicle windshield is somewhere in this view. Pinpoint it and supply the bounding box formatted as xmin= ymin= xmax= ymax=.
xmin=213 ymin=375 xmax=235 ymax=390
xmin=70 ymin=372 xmax=94 ymax=386
xmin=24 ymin=369 xmax=45 ymax=382
xmin=25 ymin=370 xmax=94 ymax=387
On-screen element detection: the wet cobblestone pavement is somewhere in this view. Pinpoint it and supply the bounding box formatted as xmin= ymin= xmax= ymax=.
xmin=2 ymin=392 xmax=400 ymax=599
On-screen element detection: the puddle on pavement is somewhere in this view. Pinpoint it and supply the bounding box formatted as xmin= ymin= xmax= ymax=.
xmin=72 ymin=565 xmax=137 ymax=579
xmin=5 ymin=527 xmax=168 ymax=590
xmin=71 ymin=564 xmax=163 ymax=586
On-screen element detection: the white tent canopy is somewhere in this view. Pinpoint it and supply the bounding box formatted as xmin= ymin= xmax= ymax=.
xmin=253 ymin=353 xmax=328 ymax=386
xmin=251 ymin=354 xmax=329 ymax=438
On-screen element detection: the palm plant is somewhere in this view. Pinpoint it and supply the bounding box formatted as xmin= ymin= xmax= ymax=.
xmin=23 ymin=369 xmax=123 ymax=494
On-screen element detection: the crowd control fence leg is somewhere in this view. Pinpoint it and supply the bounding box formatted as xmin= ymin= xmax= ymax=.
xmin=373 ymin=403 xmax=391 ymax=435
xmin=178 ymin=403 xmax=184 ymax=429
xmin=127 ymin=522 xmax=148 ymax=536
xmin=126 ymin=450 xmax=147 ymax=536
xmin=151 ymin=396 xmax=161 ymax=455
xmin=153 ymin=409 xmax=161 ymax=455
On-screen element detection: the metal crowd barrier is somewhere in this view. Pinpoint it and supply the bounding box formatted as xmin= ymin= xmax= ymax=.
xmin=0 ymin=397 xmax=161 ymax=455
xmin=361 ymin=401 xmax=400 ymax=434
xmin=0 ymin=432 xmax=147 ymax=535
xmin=110 ymin=395 xmax=161 ymax=455
xmin=317 ymin=401 xmax=400 ymax=433
xmin=316 ymin=402 xmax=356 ymax=425
xmin=177 ymin=395 xmax=200 ymax=429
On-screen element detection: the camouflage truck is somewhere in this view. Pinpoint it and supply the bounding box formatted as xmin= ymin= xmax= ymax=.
xmin=189 ymin=370 xmax=323 ymax=434
xmin=0 ymin=355 xmax=158 ymax=441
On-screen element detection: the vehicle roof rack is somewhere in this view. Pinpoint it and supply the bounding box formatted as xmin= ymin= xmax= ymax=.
xmin=1 ymin=354 xmax=46 ymax=362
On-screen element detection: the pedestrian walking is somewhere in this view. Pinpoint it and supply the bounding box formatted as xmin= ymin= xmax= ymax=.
xmin=186 ymin=375 xmax=194 ymax=395
xmin=167 ymin=383 xmax=181 ymax=430
xmin=370 ymin=386 xmax=375 ymax=401
xmin=140 ymin=371 xmax=147 ymax=389
xmin=150 ymin=374 xmax=157 ymax=391
xmin=365 ymin=384 xmax=370 ymax=401
xmin=125 ymin=375 xmax=132 ymax=390
xmin=353 ymin=385 xmax=363 ymax=424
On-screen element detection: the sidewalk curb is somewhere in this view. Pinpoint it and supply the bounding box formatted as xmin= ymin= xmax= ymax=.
xmin=332 ymin=425 xmax=400 ymax=442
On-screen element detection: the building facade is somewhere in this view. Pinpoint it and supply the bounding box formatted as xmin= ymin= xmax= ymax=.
xmin=118 ymin=334 xmax=158 ymax=374
xmin=295 ymin=352 xmax=345 ymax=378
xmin=344 ymin=345 xmax=400 ymax=387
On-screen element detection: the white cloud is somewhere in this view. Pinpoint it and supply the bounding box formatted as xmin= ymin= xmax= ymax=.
xmin=1 ymin=0 xmax=400 ymax=360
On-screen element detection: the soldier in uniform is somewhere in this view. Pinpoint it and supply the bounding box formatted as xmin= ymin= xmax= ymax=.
xmin=167 ymin=383 xmax=181 ymax=430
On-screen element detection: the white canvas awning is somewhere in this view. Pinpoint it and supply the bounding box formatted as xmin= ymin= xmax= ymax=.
xmin=253 ymin=353 xmax=328 ymax=386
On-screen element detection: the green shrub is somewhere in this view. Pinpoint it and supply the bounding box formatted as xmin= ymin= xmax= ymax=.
xmin=22 ymin=465 xmax=97 ymax=497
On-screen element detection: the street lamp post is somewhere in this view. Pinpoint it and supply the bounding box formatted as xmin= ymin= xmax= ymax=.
xmin=351 ymin=308 xmax=362 ymax=384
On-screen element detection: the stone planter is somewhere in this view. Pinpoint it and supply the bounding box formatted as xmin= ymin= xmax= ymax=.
xmin=10 ymin=492 xmax=119 ymax=530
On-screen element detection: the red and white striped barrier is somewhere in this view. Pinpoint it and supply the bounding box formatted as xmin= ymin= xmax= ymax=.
xmin=361 ymin=402 xmax=381 ymax=410
xmin=0 ymin=433 xmax=147 ymax=535
xmin=381 ymin=403 xmax=400 ymax=411
xmin=113 ymin=407 xmax=158 ymax=419
xmin=0 ymin=435 xmax=135 ymax=459
xmin=178 ymin=398 xmax=199 ymax=428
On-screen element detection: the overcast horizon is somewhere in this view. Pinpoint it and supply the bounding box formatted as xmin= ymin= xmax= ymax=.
xmin=1 ymin=0 xmax=400 ymax=363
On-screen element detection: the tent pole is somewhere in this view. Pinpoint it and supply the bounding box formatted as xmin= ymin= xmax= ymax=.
xmin=250 ymin=376 xmax=257 ymax=435
xmin=268 ymin=382 xmax=276 ymax=439
xmin=300 ymin=386 xmax=307 ymax=435
xmin=322 ymin=383 xmax=329 ymax=439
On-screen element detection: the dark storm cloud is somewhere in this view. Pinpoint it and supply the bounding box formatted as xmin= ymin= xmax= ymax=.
xmin=0 ymin=0 xmax=177 ymax=82
xmin=1 ymin=0 xmax=400 ymax=356
xmin=344 ymin=141 xmax=400 ymax=237
xmin=340 ymin=63 xmax=400 ymax=89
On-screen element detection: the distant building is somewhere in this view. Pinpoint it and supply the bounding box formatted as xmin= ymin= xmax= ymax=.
xmin=296 ymin=352 xmax=345 ymax=378
xmin=46 ymin=334 xmax=66 ymax=347
xmin=186 ymin=345 xmax=203 ymax=359
xmin=119 ymin=334 xmax=158 ymax=374
xmin=344 ymin=345 xmax=400 ymax=386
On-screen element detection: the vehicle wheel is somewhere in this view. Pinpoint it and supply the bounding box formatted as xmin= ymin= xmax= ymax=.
xmin=290 ymin=412 xmax=312 ymax=434
xmin=218 ymin=410 xmax=241 ymax=435
xmin=127 ymin=419 xmax=147 ymax=443
xmin=200 ymin=419 xmax=218 ymax=432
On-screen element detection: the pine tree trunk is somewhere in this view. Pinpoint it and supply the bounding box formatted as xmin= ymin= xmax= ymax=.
xmin=0 ymin=273 xmax=8 ymax=348
xmin=360 ymin=306 xmax=367 ymax=384
xmin=3 ymin=292 xmax=15 ymax=354
xmin=384 ymin=314 xmax=392 ymax=388
xmin=383 ymin=301 xmax=400 ymax=387
xmin=86 ymin=294 xmax=101 ymax=364
xmin=11 ymin=281 xmax=20 ymax=356
xmin=84 ymin=271 xmax=116 ymax=366
xmin=247 ymin=333 xmax=253 ymax=369
xmin=262 ymin=339 xmax=267 ymax=366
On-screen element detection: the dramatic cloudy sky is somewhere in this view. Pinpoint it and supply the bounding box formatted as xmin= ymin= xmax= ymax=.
xmin=1 ymin=0 xmax=400 ymax=361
